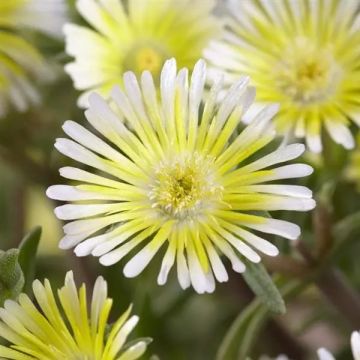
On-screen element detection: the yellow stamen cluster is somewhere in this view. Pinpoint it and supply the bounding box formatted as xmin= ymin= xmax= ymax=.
xmin=275 ymin=38 xmax=341 ymax=105
xmin=149 ymin=153 xmax=223 ymax=220
xmin=124 ymin=43 xmax=167 ymax=78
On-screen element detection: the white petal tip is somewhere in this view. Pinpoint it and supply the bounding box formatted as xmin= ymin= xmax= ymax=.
xmin=251 ymin=255 xmax=262 ymax=263
xmin=74 ymin=244 xmax=92 ymax=257
xmin=288 ymin=227 xmax=301 ymax=240
xmin=99 ymin=253 xmax=119 ymax=266
xmin=88 ymin=92 xmax=103 ymax=107
xmin=307 ymin=199 xmax=317 ymax=210
xmin=46 ymin=186 xmax=57 ymax=199
xmin=58 ymin=239 xmax=72 ymax=250
xmin=317 ymin=348 xmax=335 ymax=360
xmin=99 ymin=257 xmax=114 ymax=266
xmin=267 ymin=247 xmax=280 ymax=257
xmin=233 ymin=263 xmax=246 ymax=273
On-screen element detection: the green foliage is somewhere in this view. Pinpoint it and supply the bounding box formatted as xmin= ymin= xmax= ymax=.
xmin=216 ymin=280 xmax=305 ymax=360
xmin=18 ymin=227 xmax=42 ymax=292
xmin=243 ymin=260 xmax=286 ymax=315
xmin=0 ymin=248 xmax=24 ymax=307
xmin=216 ymin=296 xmax=267 ymax=360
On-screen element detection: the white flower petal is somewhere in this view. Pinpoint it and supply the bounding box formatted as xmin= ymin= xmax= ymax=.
xmin=176 ymin=245 xmax=191 ymax=290
xmin=204 ymin=239 xmax=229 ymax=282
xmin=118 ymin=341 xmax=147 ymax=360
xmin=351 ymin=331 xmax=360 ymax=360
xmin=123 ymin=223 xmax=172 ymax=278
xmin=317 ymin=348 xmax=335 ymax=360
xmin=157 ymin=243 xmax=176 ymax=286
xmin=325 ymin=119 xmax=355 ymax=150
xmin=245 ymin=218 xmax=301 ymax=241
xmin=187 ymin=248 xmax=210 ymax=294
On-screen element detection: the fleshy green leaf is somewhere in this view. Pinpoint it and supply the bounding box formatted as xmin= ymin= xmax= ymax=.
xmin=18 ymin=227 xmax=41 ymax=292
xmin=243 ymin=260 xmax=286 ymax=315
xmin=0 ymin=248 xmax=25 ymax=306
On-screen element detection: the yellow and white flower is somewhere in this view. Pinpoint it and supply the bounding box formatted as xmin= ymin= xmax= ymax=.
xmin=318 ymin=330 xmax=360 ymax=360
xmin=64 ymin=0 xmax=222 ymax=107
xmin=0 ymin=271 xmax=148 ymax=359
xmin=0 ymin=0 xmax=66 ymax=117
xmin=47 ymin=59 xmax=315 ymax=294
xmin=205 ymin=0 xmax=360 ymax=153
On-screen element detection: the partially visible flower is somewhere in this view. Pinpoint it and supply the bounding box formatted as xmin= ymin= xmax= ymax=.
xmin=0 ymin=271 xmax=148 ymax=359
xmin=0 ymin=0 xmax=66 ymax=117
xmin=259 ymin=355 xmax=290 ymax=360
xmin=47 ymin=59 xmax=315 ymax=294
xmin=64 ymin=0 xmax=222 ymax=107
xmin=318 ymin=330 xmax=360 ymax=360
xmin=205 ymin=0 xmax=360 ymax=153
xmin=0 ymin=0 xmax=65 ymax=35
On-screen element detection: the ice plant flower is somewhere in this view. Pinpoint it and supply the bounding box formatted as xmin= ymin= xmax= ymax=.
xmin=64 ymin=0 xmax=222 ymax=107
xmin=205 ymin=0 xmax=360 ymax=152
xmin=47 ymin=59 xmax=315 ymax=294
xmin=0 ymin=271 xmax=148 ymax=359
xmin=0 ymin=0 xmax=66 ymax=117
xmin=318 ymin=330 xmax=360 ymax=360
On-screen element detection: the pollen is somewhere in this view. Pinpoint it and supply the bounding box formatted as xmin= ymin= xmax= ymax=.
xmin=149 ymin=153 xmax=223 ymax=220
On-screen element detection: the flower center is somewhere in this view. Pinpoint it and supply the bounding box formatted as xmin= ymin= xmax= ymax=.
xmin=275 ymin=37 xmax=342 ymax=105
xmin=149 ymin=153 xmax=223 ymax=220
xmin=124 ymin=42 xmax=168 ymax=78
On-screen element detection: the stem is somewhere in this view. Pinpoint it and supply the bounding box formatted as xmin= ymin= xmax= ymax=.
xmin=316 ymin=268 xmax=360 ymax=328
xmin=263 ymin=255 xmax=310 ymax=277
xmin=296 ymin=239 xmax=360 ymax=328
xmin=313 ymin=203 xmax=333 ymax=260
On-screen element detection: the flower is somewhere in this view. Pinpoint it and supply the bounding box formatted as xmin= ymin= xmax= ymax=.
xmin=64 ymin=0 xmax=222 ymax=107
xmin=0 ymin=0 xmax=65 ymax=35
xmin=0 ymin=0 xmax=66 ymax=117
xmin=0 ymin=271 xmax=148 ymax=359
xmin=47 ymin=59 xmax=315 ymax=294
xmin=318 ymin=330 xmax=360 ymax=360
xmin=205 ymin=0 xmax=360 ymax=153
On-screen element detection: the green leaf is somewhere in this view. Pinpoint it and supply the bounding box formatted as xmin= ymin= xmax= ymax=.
xmin=216 ymin=279 xmax=306 ymax=360
xmin=333 ymin=211 xmax=360 ymax=246
xmin=243 ymin=260 xmax=286 ymax=315
xmin=216 ymin=298 xmax=264 ymax=360
xmin=18 ymin=227 xmax=42 ymax=292
xmin=0 ymin=249 xmax=25 ymax=306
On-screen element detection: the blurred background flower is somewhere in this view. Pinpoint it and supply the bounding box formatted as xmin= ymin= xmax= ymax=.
xmin=205 ymin=0 xmax=360 ymax=153
xmin=0 ymin=0 xmax=66 ymax=117
xmin=64 ymin=0 xmax=222 ymax=107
